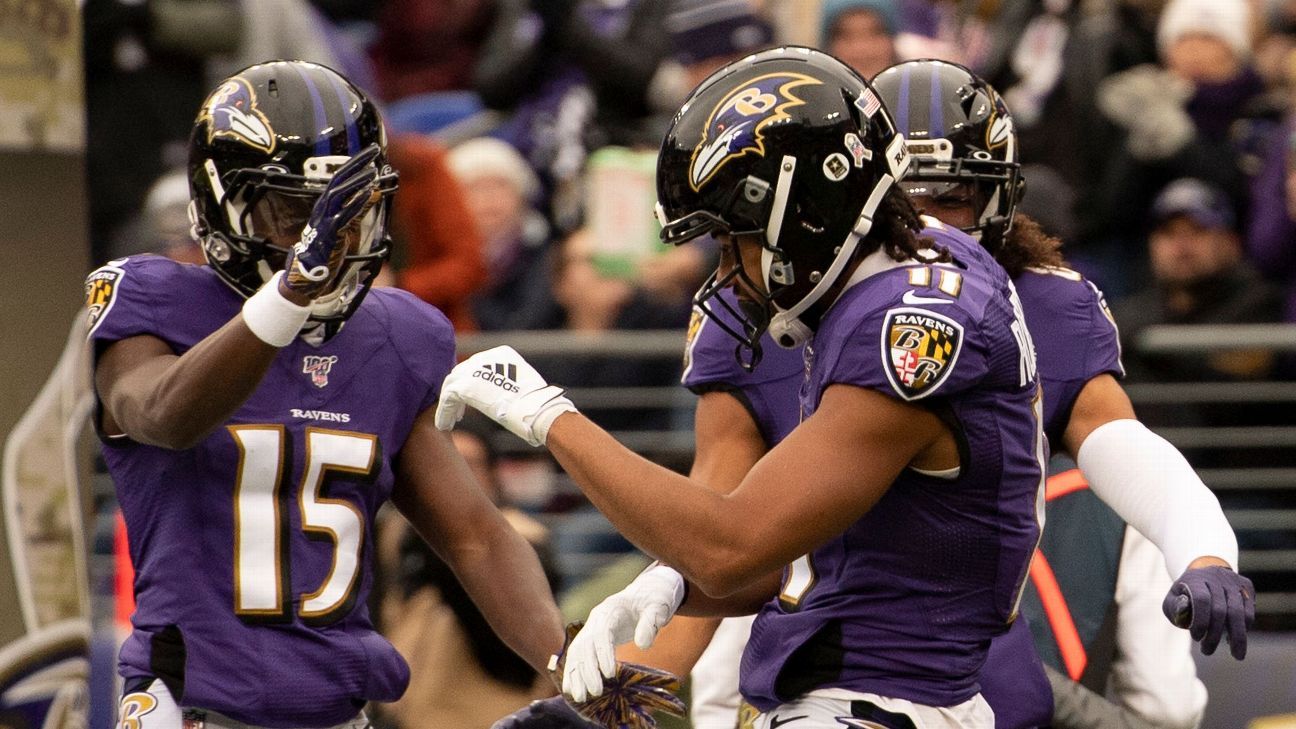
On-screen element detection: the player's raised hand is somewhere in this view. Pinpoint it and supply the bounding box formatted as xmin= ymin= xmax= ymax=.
xmin=563 ymin=564 xmax=686 ymax=703
xmin=546 ymin=623 xmax=686 ymax=729
xmin=435 ymin=346 xmax=576 ymax=447
xmin=1163 ymin=564 xmax=1255 ymax=659
xmin=280 ymin=144 xmax=381 ymax=300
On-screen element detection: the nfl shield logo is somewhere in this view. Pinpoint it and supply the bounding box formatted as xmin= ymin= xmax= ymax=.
xmin=302 ymin=355 xmax=338 ymax=388
xmin=182 ymin=709 xmax=207 ymax=729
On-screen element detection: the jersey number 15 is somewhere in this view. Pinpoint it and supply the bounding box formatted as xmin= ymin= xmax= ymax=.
xmin=228 ymin=425 xmax=377 ymax=625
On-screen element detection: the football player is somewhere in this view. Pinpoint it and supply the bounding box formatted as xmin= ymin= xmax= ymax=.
xmin=441 ymin=47 xmax=1047 ymax=728
xmin=89 ymin=61 xmax=569 ymax=728
xmin=555 ymin=60 xmax=1254 ymax=729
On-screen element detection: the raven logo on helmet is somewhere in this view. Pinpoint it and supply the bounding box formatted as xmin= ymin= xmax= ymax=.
xmin=689 ymin=72 xmax=821 ymax=192
xmin=199 ymin=77 xmax=275 ymax=154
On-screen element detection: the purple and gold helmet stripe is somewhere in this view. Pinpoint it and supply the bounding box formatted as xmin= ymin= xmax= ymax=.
xmin=290 ymin=63 xmax=333 ymax=157
xmin=322 ymin=70 xmax=361 ymax=155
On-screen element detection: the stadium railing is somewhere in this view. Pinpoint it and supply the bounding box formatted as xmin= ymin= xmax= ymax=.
xmin=459 ymin=324 xmax=1296 ymax=628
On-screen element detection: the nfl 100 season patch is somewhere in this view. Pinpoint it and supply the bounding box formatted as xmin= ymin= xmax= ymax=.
xmin=302 ymin=355 xmax=338 ymax=388
xmin=882 ymin=307 xmax=964 ymax=400
xmin=85 ymin=260 xmax=127 ymax=337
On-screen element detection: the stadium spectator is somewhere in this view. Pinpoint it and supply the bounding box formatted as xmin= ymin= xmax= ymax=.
xmin=205 ymin=0 xmax=354 ymax=88
xmin=385 ymin=133 xmax=489 ymax=331
xmin=1247 ymin=106 xmax=1296 ymax=323
xmin=1114 ymin=178 xmax=1284 ymax=386
xmin=473 ymin=0 xmax=673 ymax=227
xmin=529 ymin=227 xmax=691 ymax=433
xmin=1092 ymin=0 xmax=1264 ymax=284
xmin=820 ymin=0 xmax=900 ymax=80
xmin=667 ymin=0 xmax=776 ymax=94
xmin=446 ymin=137 xmax=555 ymax=331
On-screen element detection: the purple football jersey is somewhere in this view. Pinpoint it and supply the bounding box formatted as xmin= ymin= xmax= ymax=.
xmin=681 ymin=292 xmax=804 ymax=446
xmin=1014 ymin=267 xmax=1124 ymax=449
xmin=87 ymin=256 xmax=455 ymax=727
xmin=738 ymin=224 xmax=1046 ymax=711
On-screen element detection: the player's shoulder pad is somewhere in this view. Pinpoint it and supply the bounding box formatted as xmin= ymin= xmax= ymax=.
xmin=84 ymin=254 xmax=193 ymax=339
xmin=365 ymin=287 xmax=457 ymax=381
xmin=828 ymin=267 xmax=978 ymax=402
xmin=877 ymin=304 xmax=968 ymax=401
xmin=1019 ymin=265 xmax=1115 ymax=320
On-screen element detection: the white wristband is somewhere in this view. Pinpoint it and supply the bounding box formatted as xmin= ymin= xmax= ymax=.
xmin=241 ymin=272 xmax=311 ymax=347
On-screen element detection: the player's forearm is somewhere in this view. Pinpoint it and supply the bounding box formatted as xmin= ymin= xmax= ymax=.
xmin=1075 ymin=419 xmax=1238 ymax=575
xmin=451 ymin=523 xmax=565 ymax=675
xmin=546 ymin=414 xmax=769 ymax=596
xmin=616 ymin=615 xmax=724 ymax=676
xmin=100 ymin=321 xmax=278 ymax=449
xmin=676 ymin=570 xmax=779 ymax=618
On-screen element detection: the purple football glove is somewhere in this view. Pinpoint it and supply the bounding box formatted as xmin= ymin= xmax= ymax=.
xmin=1163 ymin=565 xmax=1255 ymax=659
xmin=281 ymin=144 xmax=381 ymax=299
xmin=546 ymin=622 xmax=686 ymax=729
xmin=491 ymin=697 xmax=599 ymax=729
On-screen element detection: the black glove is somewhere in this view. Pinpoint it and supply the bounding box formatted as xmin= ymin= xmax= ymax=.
xmin=492 ymin=697 xmax=599 ymax=729
xmin=1164 ymin=564 xmax=1256 ymax=659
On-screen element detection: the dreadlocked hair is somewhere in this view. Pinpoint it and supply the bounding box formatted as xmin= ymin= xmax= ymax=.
xmin=869 ymin=186 xmax=952 ymax=264
xmin=995 ymin=213 xmax=1066 ymax=278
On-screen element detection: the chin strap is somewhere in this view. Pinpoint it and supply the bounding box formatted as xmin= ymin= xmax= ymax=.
xmin=767 ymin=172 xmax=895 ymax=349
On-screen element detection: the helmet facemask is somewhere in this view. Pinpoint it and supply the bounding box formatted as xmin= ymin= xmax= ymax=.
xmin=195 ymin=153 xmax=398 ymax=326
xmin=900 ymin=152 xmax=1022 ymax=254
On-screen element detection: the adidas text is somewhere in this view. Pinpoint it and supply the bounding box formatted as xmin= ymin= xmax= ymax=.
xmin=473 ymin=363 xmax=520 ymax=392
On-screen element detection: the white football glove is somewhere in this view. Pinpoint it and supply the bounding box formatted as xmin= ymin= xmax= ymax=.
xmin=563 ymin=563 xmax=687 ymax=703
xmin=435 ymin=345 xmax=577 ymax=447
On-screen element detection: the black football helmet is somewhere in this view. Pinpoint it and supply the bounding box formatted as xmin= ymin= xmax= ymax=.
xmin=657 ymin=46 xmax=910 ymax=361
xmin=188 ymin=60 xmax=398 ymax=330
xmin=872 ymin=59 xmax=1023 ymax=254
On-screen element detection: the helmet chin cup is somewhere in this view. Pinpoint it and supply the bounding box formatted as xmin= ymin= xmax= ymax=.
xmin=768 ymin=313 xmax=813 ymax=349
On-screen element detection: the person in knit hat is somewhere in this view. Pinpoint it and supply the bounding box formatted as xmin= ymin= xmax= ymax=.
xmin=1089 ymin=0 xmax=1264 ymax=291
xmin=819 ymin=0 xmax=901 ymax=79
xmin=1157 ymin=0 xmax=1254 ymax=82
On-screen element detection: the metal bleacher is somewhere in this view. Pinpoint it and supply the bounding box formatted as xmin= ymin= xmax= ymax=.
xmin=459 ymin=323 xmax=1296 ymax=629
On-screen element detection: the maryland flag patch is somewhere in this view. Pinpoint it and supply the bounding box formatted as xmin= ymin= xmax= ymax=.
xmin=883 ymin=307 xmax=964 ymax=400
xmin=84 ymin=263 xmax=125 ymax=337
xmin=681 ymin=308 xmax=704 ymax=373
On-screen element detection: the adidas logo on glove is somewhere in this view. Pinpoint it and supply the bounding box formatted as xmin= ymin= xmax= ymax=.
xmin=473 ymin=362 xmax=520 ymax=393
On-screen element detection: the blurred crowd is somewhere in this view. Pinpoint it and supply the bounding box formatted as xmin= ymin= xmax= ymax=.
xmin=83 ymin=0 xmax=1296 ymax=725
xmin=85 ymin=0 xmax=1296 ymax=374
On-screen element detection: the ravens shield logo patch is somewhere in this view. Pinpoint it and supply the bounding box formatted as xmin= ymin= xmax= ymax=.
xmin=84 ymin=263 xmax=125 ymax=337
xmin=882 ymin=307 xmax=964 ymax=400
